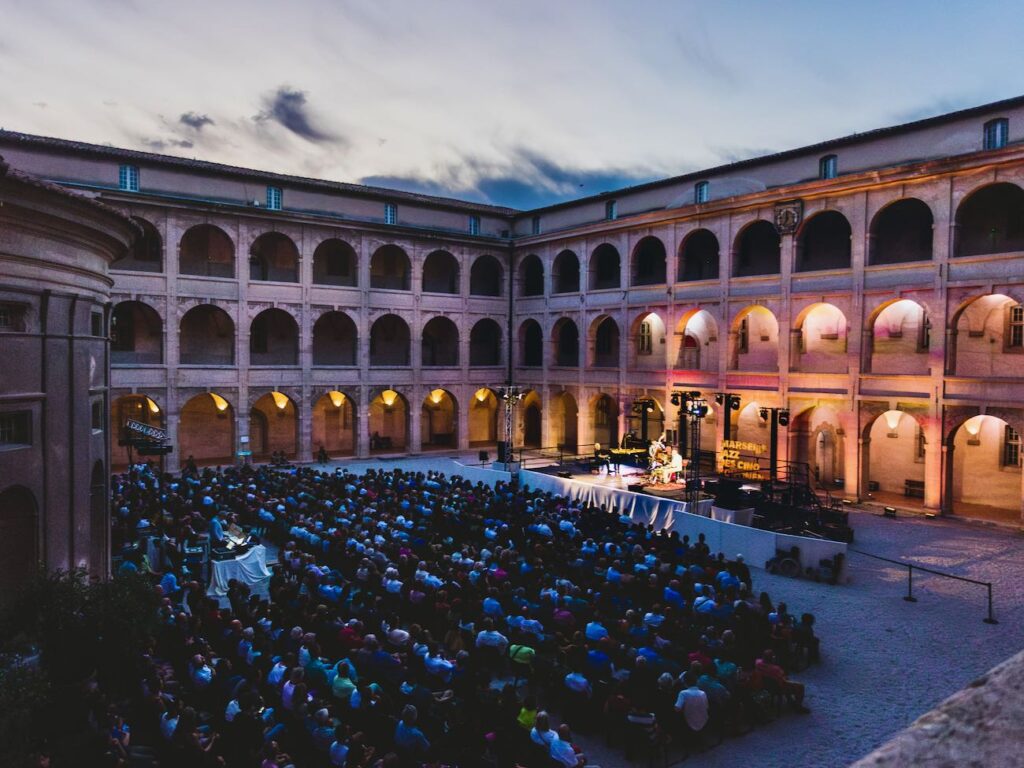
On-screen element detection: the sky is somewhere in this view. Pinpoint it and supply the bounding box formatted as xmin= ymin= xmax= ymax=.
xmin=2 ymin=0 xmax=1024 ymax=209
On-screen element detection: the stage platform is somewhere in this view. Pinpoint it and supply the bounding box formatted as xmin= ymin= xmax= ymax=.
xmin=529 ymin=462 xmax=692 ymax=501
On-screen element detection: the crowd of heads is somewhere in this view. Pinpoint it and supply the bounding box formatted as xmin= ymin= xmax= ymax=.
xmin=97 ymin=461 xmax=819 ymax=767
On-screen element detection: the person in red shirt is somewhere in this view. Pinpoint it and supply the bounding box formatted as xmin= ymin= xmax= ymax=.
xmin=755 ymin=650 xmax=809 ymax=713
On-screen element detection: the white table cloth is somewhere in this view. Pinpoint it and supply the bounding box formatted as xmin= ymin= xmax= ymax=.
xmin=208 ymin=545 xmax=271 ymax=597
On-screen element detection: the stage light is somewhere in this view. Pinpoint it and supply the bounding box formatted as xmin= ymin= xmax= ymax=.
xmin=210 ymin=393 xmax=229 ymax=412
xmin=328 ymin=391 xmax=345 ymax=408
xmin=715 ymin=393 xmax=724 ymax=405
xmin=271 ymin=391 xmax=289 ymax=410
xmin=778 ymin=409 xmax=790 ymax=427
xmin=689 ymin=391 xmax=702 ymax=398
xmin=381 ymin=389 xmax=398 ymax=407
xmin=759 ymin=407 xmax=769 ymax=421
xmin=731 ymin=397 xmax=740 ymax=411
xmin=671 ymin=393 xmax=680 ymax=406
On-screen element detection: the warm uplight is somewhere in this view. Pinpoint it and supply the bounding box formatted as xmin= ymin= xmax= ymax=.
xmin=328 ymin=390 xmax=345 ymax=408
xmin=964 ymin=415 xmax=985 ymax=436
xmin=883 ymin=410 xmax=903 ymax=431
xmin=381 ymin=389 xmax=398 ymax=407
xmin=271 ymin=391 xmax=289 ymax=410
xmin=475 ymin=388 xmax=489 ymax=403
xmin=146 ymin=397 xmax=160 ymax=414
xmin=430 ymin=388 xmax=445 ymax=404
xmin=210 ymin=393 xmax=229 ymax=412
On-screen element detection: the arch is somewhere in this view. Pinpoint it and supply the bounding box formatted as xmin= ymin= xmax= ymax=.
xmin=869 ymin=198 xmax=933 ymax=265
xmin=111 ymin=394 xmax=165 ymax=469
xmin=470 ymin=254 xmax=503 ymax=296
xmin=179 ymin=305 xmax=234 ymax=365
xmin=250 ymin=308 xmax=298 ymax=366
xmin=948 ymin=414 xmax=1022 ymax=521
xmin=0 ymin=486 xmax=38 ymax=593
xmin=519 ymin=254 xmax=544 ymax=296
xmin=312 ymin=311 xmax=357 ymax=366
xmin=468 ymin=387 xmax=500 ymax=446
xmin=112 ymin=216 xmax=162 ymax=272
xmin=863 ymin=409 xmax=926 ymax=506
xmin=951 ymin=293 xmax=1022 ymax=377
xmin=730 ymin=305 xmax=779 ymax=371
xmin=955 ymin=182 xmax=1024 ymax=256
xmin=369 ymin=388 xmax=408 ymax=452
xmin=592 ymin=393 xmax=619 ymax=449
xmin=627 ymin=396 xmax=664 ymax=444
xmin=589 ymin=243 xmax=621 ymax=290
xmin=111 ymin=300 xmax=163 ymax=364
xmin=521 ymin=390 xmax=542 ymax=448
xmin=370 ymin=314 xmax=411 ymax=366
xmin=678 ymin=229 xmax=719 ymax=281
xmin=632 ymin=236 xmax=667 ymax=286
xmin=675 ymin=309 xmax=718 ymax=370
xmin=552 ymin=317 xmax=580 ymax=367
xmin=312 ymin=239 xmax=358 ymax=287
xmin=250 ymin=392 xmax=298 ymax=459
xmin=421 ymin=316 xmax=460 ymax=367
xmin=552 ymin=250 xmax=581 ymax=293
xmin=180 ymin=224 xmax=235 ymax=278
xmin=422 ymin=250 xmax=460 ymax=294
xmin=249 ymin=232 xmax=299 ymax=282
xmin=630 ymin=311 xmax=667 ymax=370
xmin=370 ymin=244 xmax=411 ymax=290
xmin=519 ymin=319 xmax=543 ymax=367
xmin=178 ymin=393 xmax=235 ymax=464
xmin=734 ymin=220 xmax=780 ymax=277
xmin=796 ymin=210 xmax=851 ymax=272
xmin=421 ymin=389 xmax=458 ymax=449
xmin=312 ymin=390 xmax=356 ymax=457
xmin=470 ymin=318 xmax=503 ymax=366
xmin=551 ymin=392 xmax=579 ymax=451
xmin=792 ymin=302 xmax=848 ymax=373
xmin=590 ymin=316 xmax=620 ymax=368
xmin=789 ymin=405 xmax=845 ymax=488
xmin=866 ymin=299 xmax=930 ymax=375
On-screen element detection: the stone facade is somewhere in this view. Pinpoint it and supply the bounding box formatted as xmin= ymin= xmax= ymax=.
xmin=1 ymin=94 xmax=1023 ymax=524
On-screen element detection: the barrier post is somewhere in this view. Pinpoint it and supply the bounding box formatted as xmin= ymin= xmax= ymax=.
xmin=903 ymin=564 xmax=917 ymax=603
xmin=985 ymin=583 xmax=998 ymax=624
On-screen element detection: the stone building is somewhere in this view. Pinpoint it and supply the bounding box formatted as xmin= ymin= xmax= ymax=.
xmin=1 ymin=93 xmax=1023 ymax=524
xmin=0 ymin=156 xmax=135 ymax=592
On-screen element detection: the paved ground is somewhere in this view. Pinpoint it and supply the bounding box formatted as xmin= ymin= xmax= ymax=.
xmin=298 ymin=457 xmax=1024 ymax=767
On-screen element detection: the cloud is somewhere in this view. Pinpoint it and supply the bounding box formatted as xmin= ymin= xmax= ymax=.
xmin=179 ymin=111 xmax=214 ymax=130
xmin=891 ymin=95 xmax=978 ymax=124
xmin=709 ymin=145 xmax=777 ymax=165
xmin=254 ymin=85 xmax=339 ymax=143
xmin=361 ymin=146 xmax=659 ymax=209
xmin=141 ymin=137 xmax=194 ymax=151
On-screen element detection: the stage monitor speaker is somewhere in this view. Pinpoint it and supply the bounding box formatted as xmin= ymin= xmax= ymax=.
xmin=478 ymin=450 xmax=489 ymax=463
xmin=497 ymin=441 xmax=509 ymax=463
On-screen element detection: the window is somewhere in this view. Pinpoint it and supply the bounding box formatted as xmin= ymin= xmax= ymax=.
xmin=384 ymin=202 xmax=398 ymax=225
xmin=695 ymin=181 xmax=709 ymax=204
xmin=819 ymin=154 xmax=838 ymax=180
xmin=917 ymin=315 xmax=932 ymax=352
xmin=984 ymin=118 xmax=1009 ymax=150
xmin=118 ymin=164 xmax=139 ymax=192
xmin=915 ymin=426 xmax=926 ymax=462
xmin=1008 ymin=304 xmax=1024 ymax=349
xmin=595 ymin=398 xmax=609 ymax=426
xmin=1003 ymin=425 xmax=1022 ymax=468
xmin=91 ymin=401 xmax=103 ymax=431
xmin=266 ymin=186 xmax=283 ymax=211
xmin=0 ymin=411 xmax=31 ymax=447
xmin=638 ymin=321 xmax=653 ymax=355
xmin=531 ymin=216 xmax=541 ymax=235
xmin=469 ymin=215 xmax=481 ymax=236
xmin=0 ymin=303 xmax=26 ymax=332
xmin=91 ymin=312 xmax=104 ymax=337
xmin=605 ymin=200 xmax=618 ymax=220
xmin=737 ymin=316 xmax=749 ymax=354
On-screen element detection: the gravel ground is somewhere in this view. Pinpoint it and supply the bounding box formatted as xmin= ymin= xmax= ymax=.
xmin=310 ymin=457 xmax=1024 ymax=767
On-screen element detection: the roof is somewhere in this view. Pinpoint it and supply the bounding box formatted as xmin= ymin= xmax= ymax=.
xmin=519 ymin=93 xmax=1024 ymax=216
xmin=0 ymin=129 xmax=518 ymax=216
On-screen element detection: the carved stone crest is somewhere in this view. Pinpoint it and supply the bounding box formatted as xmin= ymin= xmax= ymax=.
xmin=774 ymin=200 xmax=803 ymax=234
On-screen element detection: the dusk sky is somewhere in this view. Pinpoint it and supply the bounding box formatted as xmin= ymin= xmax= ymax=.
xmin=3 ymin=0 xmax=1024 ymax=209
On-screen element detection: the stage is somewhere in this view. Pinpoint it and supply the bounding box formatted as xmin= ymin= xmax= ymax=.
xmin=530 ymin=461 xmax=694 ymax=502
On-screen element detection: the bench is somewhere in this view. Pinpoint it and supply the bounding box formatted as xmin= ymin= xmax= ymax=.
xmin=904 ymin=479 xmax=925 ymax=498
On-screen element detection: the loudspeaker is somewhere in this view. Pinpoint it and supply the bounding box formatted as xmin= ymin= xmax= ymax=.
xmin=478 ymin=450 xmax=489 ymax=463
xmin=497 ymin=441 xmax=509 ymax=463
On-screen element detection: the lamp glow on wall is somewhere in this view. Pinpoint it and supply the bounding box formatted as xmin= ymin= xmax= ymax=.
xmin=882 ymin=409 xmax=902 ymax=438
xmin=475 ymin=387 xmax=489 ymax=403
xmin=381 ymin=388 xmax=398 ymax=408
xmin=146 ymin=397 xmax=160 ymax=415
xmin=271 ymin=391 xmax=289 ymax=410
xmin=429 ymin=388 xmax=446 ymax=405
xmin=963 ymin=415 xmax=985 ymax=446
xmin=328 ymin=390 xmax=345 ymax=408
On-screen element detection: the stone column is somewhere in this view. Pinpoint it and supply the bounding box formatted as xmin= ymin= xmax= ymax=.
xmin=457 ymin=386 xmax=471 ymax=452
xmin=409 ymin=387 xmax=423 ymax=454
xmin=923 ymin=415 xmax=942 ymax=510
xmin=856 ymin=436 xmax=870 ymax=501
xmin=789 ymin=328 xmax=803 ymax=371
xmin=860 ymin=327 xmax=874 ymax=373
xmin=357 ymin=388 xmax=370 ymax=458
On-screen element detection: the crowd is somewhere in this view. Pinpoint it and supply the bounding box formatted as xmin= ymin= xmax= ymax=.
xmin=96 ymin=461 xmax=819 ymax=767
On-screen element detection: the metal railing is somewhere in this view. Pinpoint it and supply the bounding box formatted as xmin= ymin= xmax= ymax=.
xmin=850 ymin=547 xmax=998 ymax=624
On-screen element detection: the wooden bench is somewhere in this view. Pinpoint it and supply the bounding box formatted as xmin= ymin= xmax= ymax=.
xmin=904 ymin=479 xmax=925 ymax=498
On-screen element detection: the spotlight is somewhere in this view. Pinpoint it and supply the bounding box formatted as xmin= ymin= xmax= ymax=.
xmin=777 ymin=409 xmax=790 ymax=427
xmin=759 ymin=408 xmax=769 ymax=421
xmin=671 ymin=393 xmax=680 ymax=406
xmin=731 ymin=397 xmax=740 ymax=411
xmin=689 ymin=391 xmax=702 ymax=398
xmin=715 ymin=393 xmax=724 ymax=405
